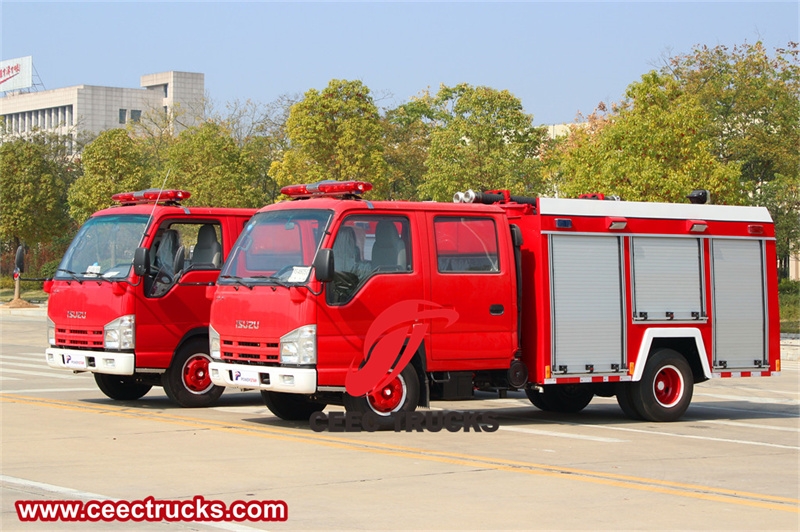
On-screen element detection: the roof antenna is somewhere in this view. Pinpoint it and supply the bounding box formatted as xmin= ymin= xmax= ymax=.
xmin=138 ymin=169 xmax=171 ymax=246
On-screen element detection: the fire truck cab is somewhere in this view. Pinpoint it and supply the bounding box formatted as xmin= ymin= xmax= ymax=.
xmin=44 ymin=189 xmax=256 ymax=407
xmin=208 ymin=181 xmax=780 ymax=422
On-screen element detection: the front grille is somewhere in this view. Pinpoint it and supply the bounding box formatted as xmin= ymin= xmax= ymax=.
xmin=220 ymin=335 xmax=280 ymax=364
xmin=56 ymin=327 xmax=104 ymax=348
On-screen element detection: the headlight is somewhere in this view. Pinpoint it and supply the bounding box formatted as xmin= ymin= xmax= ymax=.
xmin=104 ymin=315 xmax=135 ymax=350
xmin=209 ymin=325 xmax=221 ymax=359
xmin=47 ymin=317 xmax=56 ymax=346
xmin=280 ymin=325 xmax=317 ymax=365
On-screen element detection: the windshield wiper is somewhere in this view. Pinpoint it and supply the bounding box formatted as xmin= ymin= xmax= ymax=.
xmin=219 ymin=275 xmax=253 ymax=290
xmin=250 ymin=274 xmax=293 ymax=289
xmin=56 ymin=268 xmax=83 ymax=284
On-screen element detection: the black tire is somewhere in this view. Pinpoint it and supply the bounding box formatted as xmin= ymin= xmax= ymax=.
xmin=525 ymin=387 xmax=552 ymax=411
xmin=540 ymin=384 xmax=594 ymax=413
xmin=343 ymin=363 xmax=419 ymax=418
xmin=162 ymin=338 xmax=224 ymax=408
xmin=94 ymin=373 xmax=152 ymax=401
xmin=615 ymin=382 xmax=645 ymax=420
xmin=261 ymin=391 xmax=327 ymax=421
xmin=630 ymin=349 xmax=694 ymax=422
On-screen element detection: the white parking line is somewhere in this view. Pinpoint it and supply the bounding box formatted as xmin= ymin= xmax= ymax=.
xmin=0 ymin=368 xmax=80 ymax=380
xmin=698 ymin=419 xmax=800 ymax=432
xmin=694 ymin=392 xmax=800 ymax=405
xmin=566 ymin=423 xmax=799 ymax=450
xmin=499 ymin=426 xmax=626 ymax=443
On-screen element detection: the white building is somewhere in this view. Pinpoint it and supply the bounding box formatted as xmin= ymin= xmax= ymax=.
xmin=0 ymin=71 xmax=204 ymax=146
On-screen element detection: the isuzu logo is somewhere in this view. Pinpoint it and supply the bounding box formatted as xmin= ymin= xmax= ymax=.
xmin=66 ymin=310 xmax=86 ymax=319
xmin=235 ymin=320 xmax=259 ymax=330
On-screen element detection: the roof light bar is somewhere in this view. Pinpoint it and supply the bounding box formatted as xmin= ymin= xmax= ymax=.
xmin=281 ymin=180 xmax=373 ymax=199
xmin=112 ymin=189 xmax=191 ymax=205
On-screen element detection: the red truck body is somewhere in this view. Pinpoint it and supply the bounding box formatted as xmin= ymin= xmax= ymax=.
xmin=208 ymin=182 xmax=780 ymax=422
xmin=45 ymin=190 xmax=255 ymax=407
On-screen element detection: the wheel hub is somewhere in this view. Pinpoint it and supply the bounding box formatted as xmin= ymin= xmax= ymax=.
xmin=183 ymin=354 xmax=213 ymax=393
xmin=653 ymin=365 xmax=684 ymax=408
xmin=368 ymin=375 xmax=407 ymax=414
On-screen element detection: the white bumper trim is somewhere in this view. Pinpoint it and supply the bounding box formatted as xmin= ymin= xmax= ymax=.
xmin=45 ymin=347 xmax=135 ymax=375
xmin=209 ymin=361 xmax=317 ymax=393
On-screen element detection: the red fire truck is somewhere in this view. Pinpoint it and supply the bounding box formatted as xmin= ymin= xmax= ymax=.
xmin=44 ymin=189 xmax=256 ymax=407
xmin=207 ymin=181 xmax=780 ymax=422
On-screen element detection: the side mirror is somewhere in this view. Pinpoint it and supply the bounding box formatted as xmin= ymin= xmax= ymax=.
xmin=133 ymin=247 xmax=150 ymax=276
xmin=313 ymin=248 xmax=334 ymax=283
xmin=15 ymin=245 xmax=25 ymax=274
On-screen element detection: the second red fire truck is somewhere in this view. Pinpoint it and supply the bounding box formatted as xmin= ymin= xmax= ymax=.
xmin=44 ymin=189 xmax=256 ymax=407
xmin=208 ymin=181 xmax=780 ymax=422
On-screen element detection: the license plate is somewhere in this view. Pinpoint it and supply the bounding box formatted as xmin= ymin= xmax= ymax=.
xmin=231 ymin=369 xmax=260 ymax=386
xmin=63 ymin=353 xmax=87 ymax=369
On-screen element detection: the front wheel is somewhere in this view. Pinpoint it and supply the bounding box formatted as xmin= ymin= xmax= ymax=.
xmin=343 ymin=363 xmax=419 ymax=418
xmin=162 ymin=338 xmax=224 ymax=408
xmin=630 ymin=349 xmax=693 ymax=422
xmin=94 ymin=373 xmax=152 ymax=401
xmin=261 ymin=391 xmax=327 ymax=421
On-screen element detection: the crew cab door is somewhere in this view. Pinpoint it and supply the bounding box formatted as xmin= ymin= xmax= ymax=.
xmin=316 ymin=213 xmax=425 ymax=386
xmin=426 ymin=213 xmax=517 ymax=368
xmin=134 ymin=219 xmax=227 ymax=368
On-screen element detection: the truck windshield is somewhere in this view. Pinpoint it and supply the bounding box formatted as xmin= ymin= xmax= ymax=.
xmin=219 ymin=209 xmax=332 ymax=286
xmin=55 ymin=214 xmax=149 ymax=280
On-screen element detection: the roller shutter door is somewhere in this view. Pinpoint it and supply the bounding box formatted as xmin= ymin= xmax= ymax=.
xmin=712 ymin=239 xmax=766 ymax=369
xmin=549 ymin=235 xmax=624 ymax=374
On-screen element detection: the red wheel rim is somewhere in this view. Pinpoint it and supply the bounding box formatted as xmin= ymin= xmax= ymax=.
xmin=367 ymin=374 xmax=407 ymax=415
xmin=653 ymin=365 xmax=684 ymax=408
xmin=183 ymin=354 xmax=213 ymax=394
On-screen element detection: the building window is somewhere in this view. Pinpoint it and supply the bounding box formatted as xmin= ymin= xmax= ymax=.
xmin=119 ymin=109 xmax=127 ymax=124
xmin=163 ymin=84 xmax=168 ymax=98
xmin=130 ymin=110 xmax=142 ymax=123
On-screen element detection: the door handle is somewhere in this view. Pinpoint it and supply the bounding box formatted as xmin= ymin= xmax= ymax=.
xmin=489 ymin=304 xmax=504 ymax=316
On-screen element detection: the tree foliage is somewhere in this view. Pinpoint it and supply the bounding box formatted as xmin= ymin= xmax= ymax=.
xmin=67 ymin=129 xmax=153 ymax=224
xmin=412 ymin=84 xmax=547 ymax=201
xmin=0 ymin=138 xmax=71 ymax=249
xmin=548 ymin=72 xmax=742 ymax=203
xmin=270 ymin=79 xmax=389 ymax=196
xmin=164 ymin=121 xmax=261 ymax=208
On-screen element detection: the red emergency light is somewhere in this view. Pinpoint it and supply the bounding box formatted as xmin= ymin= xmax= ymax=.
xmin=281 ymin=180 xmax=373 ymax=199
xmin=112 ymin=189 xmax=191 ymax=205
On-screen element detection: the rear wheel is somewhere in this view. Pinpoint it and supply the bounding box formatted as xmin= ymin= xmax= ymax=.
xmin=630 ymin=349 xmax=693 ymax=422
xmin=261 ymin=391 xmax=327 ymax=421
xmin=343 ymin=364 xmax=419 ymax=419
xmin=162 ymin=338 xmax=224 ymax=408
xmin=94 ymin=373 xmax=151 ymax=401
xmin=525 ymin=388 xmax=551 ymax=411
xmin=541 ymin=384 xmax=594 ymax=413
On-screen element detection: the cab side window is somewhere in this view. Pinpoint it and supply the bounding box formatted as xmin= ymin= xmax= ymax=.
xmin=434 ymin=217 xmax=499 ymax=273
xmin=327 ymin=215 xmax=411 ymax=305
xmin=146 ymin=221 xmax=222 ymax=298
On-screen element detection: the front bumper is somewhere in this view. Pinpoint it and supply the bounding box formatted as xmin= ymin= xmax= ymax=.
xmin=209 ymin=361 xmax=317 ymax=394
xmin=45 ymin=347 xmax=135 ymax=375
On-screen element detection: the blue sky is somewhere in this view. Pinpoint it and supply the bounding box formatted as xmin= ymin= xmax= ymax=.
xmin=1 ymin=1 xmax=797 ymax=125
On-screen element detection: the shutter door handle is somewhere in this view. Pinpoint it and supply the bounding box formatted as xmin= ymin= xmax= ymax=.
xmin=489 ymin=304 xmax=504 ymax=316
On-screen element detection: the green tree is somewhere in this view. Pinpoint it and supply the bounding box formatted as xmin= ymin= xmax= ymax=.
xmin=0 ymin=138 xmax=70 ymax=250
xmin=381 ymin=102 xmax=433 ymax=200
xmin=67 ymin=129 xmax=153 ymax=224
xmin=412 ymin=84 xmax=547 ymax=202
xmin=164 ymin=121 xmax=260 ymax=208
xmin=270 ymin=79 xmax=389 ymax=196
xmin=548 ymin=72 xmax=743 ymax=203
